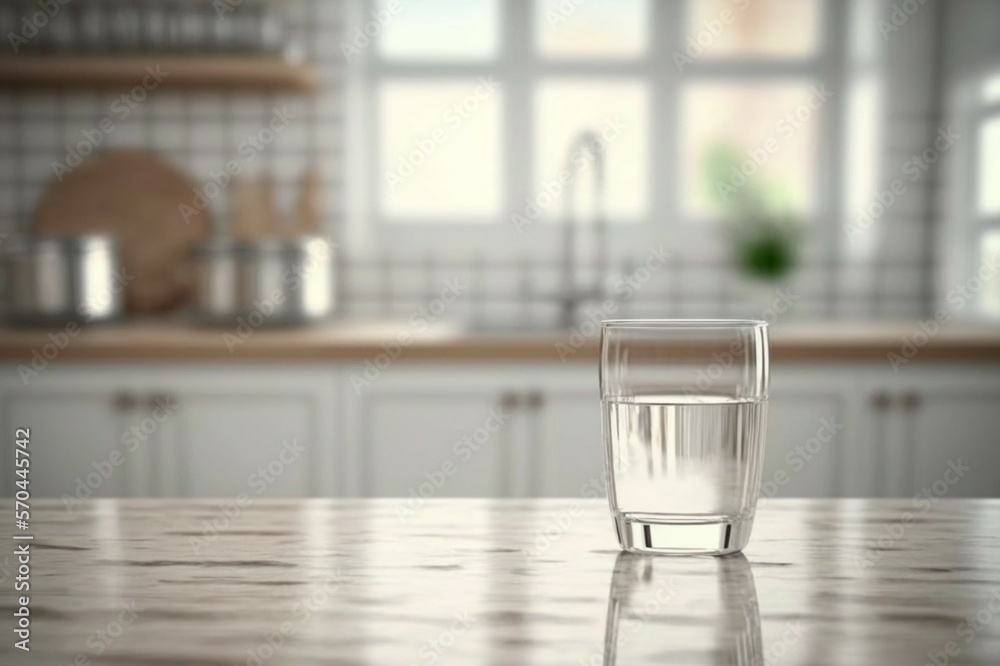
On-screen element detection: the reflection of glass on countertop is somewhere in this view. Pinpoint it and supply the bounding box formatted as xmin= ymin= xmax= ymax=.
xmin=602 ymin=552 xmax=761 ymax=665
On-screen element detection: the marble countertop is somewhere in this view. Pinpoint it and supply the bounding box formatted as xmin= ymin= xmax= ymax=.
xmin=0 ymin=319 xmax=999 ymax=363
xmin=3 ymin=498 xmax=1000 ymax=665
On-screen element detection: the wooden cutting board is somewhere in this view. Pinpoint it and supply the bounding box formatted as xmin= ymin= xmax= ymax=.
xmin=34 ymin=150 xmax=211 ymax=313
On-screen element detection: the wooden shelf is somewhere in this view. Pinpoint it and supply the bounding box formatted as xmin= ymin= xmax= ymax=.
xmin=0 ymin=55 xmax=316 ymax=92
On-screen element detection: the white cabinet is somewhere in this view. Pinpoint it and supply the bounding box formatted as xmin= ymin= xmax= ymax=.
xmin=342 ymin=365 xmax=605 ymax=499
xmin=0 ymin=365 xmax=339 ymax=498
xmin=761 ymin=363 xmax=1000 ymax=499
xmin=761 ymin=367 xmax=865 ymax=499
xmin=158 ymin=368 xmax=339 ymax=497
xmin=874 ymin=367 xmax=1000 ymax=498
xmin=342 ymin=367 xmax=521 ymax=497
xmin=529 ymin=370 xmax=605 ymax=497
xmin=525 ymin=363 xmax=1000 ymax=500
xmin=4 ymin=360 xmax=999 ymax=500
xmin=172 ymin=396 xmax=316 ymax=497
xmin=0 ymin=370 xmax=167 ymax=500
xmin=0 ymin=378 xmax=125 ymax=500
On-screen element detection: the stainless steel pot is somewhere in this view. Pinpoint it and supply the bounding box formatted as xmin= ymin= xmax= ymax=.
xmin=2 ymin=233 xmax=124 ymax=326
xmin=190 ymin=235 xmax=335 ymax=325
xmin=239 ymin=236 xmax=335 ymax=324
xmin=190 ymin=238 xmax=242 ymax=323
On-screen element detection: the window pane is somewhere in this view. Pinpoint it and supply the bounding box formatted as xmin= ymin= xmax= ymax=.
xmin=981 ymin=230 xmax=1000 ymax=316
xmin=978 ymin=116 xmax=1000 ymax=216
xmin=844 ymin=75 xmax=881 ymax=257
xmin=685 ymin=0 xmax=822 ymax=59
xmin=377 ymin=0 xmax=499 ymax=60
xmin=533 ymin=80 xmax=649 ymax=219
xmin=535 ymin=0 xmax=648 ymax=59
xmin=379 ymin=80 xmax=502 ymax=218
xmin=981 ymin=72 xmax=1000 ymax=102
xmin=680 ymin=81 xmax=823 ymax=217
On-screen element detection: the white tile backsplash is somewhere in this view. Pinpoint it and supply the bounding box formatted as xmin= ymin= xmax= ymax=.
xmin=0 ymin=0 xmax=941 ymax=321
xmin=104 ymin=122 xmax=146 ymax=149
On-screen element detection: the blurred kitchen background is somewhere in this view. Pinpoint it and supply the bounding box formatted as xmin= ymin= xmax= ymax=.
xmin=0 ymin=0 xmax=998 ymax=502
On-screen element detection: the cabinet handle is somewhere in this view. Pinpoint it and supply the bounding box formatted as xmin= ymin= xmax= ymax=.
xmin=112 ymin=392 xmax=138 ymax=412
xmin=148 ymin=393 xmax=177 ymax=410
xmin=525 ymin=390 xmax=544 ymax=410
xmin=499 ymin=391 xmax=520 ymax=411
xmin=901 ymin=391 xmax=922 ymax=410
xmin=871 ymin=392 xmax=892 ymax=411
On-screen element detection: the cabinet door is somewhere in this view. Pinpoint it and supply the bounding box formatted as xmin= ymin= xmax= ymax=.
xmin=1 ymin=365 xmax=339 ymax=499
xmin=155 ymin=367 xmax=338 ymax=497
xmin=531 ymin=369 xmax=605 ymax=497
xmin=759 ymin=367 xmax=861 ymax=498
xmin=892 ymin=369 xmax=1000 ymax=498
xmin=170 ymin=394 xmax=317 ymax=497
xmin=345 ymin=367 xmax=518 ymax=498
xmin=1 ymin=391 xmax=122 ymax=499
xmin=0 ymin=366 xmax=149 ymax=499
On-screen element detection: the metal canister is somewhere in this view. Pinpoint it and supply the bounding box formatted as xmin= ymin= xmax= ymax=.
xmin=238 ymin=236 xmax=335 ymax=324
xmin=2 ymin=233 xmax=123 ymax=326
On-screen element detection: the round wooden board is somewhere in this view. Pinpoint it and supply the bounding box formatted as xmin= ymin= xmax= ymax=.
xmin=34 ymin=150 xmax=211 ymax=313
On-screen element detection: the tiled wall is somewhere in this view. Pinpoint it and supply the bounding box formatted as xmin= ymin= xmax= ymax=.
xmin=0 ymin=0 xmax=345 ymax=233
xmin=0 ymin=0 xmax=947 ymax=323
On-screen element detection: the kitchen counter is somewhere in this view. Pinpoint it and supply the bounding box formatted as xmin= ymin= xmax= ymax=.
xmin=3 ymin=499 xmax=1000 ymax=665
xmin=0 ymin=319 xmax=999 ymax=363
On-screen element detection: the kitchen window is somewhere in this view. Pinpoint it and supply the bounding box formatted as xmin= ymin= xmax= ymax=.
xmin=972 ymin=76 xmax=1000 ymax=316
xmin=352 ymin=0 xmax=840 ymax=257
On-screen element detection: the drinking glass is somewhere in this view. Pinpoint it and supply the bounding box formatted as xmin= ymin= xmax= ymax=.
xmin=600 ymin=319 xmax=769 ymax=555
xmin=601 ymin=553 xmax=761 ymax=664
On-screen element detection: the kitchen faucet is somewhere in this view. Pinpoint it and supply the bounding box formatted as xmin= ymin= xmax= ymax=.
xmin=559 ymin=130 xmax=608 ymax=329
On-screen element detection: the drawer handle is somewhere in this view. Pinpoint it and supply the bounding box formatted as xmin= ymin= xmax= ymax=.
xmin=525 ymin=391 xmax=544 ymax=410
xmin=112 ymin=392 xmax=138 ymax=412
xmin=901 ymin=392 xmax=922 ymax=410
xmin=499 ymin=391 xmax=520 ymax=411
xmin=871 ymin=392 xmax=892 ymax=411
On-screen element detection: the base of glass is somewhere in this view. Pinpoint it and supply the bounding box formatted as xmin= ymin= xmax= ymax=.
xmin=613 ymin=512 xmax=754 ymax=556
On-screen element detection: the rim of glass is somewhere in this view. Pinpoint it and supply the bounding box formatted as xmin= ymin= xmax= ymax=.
xmin=601 ymin=318 xmax=767 ymax=328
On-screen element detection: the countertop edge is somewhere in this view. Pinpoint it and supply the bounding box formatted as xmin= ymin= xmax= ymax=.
xmin=1 ymin=322 xmax=1000 ymax=363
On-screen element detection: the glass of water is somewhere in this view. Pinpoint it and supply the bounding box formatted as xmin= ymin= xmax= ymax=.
xmin=600 ymin=319 xmax=769 ymax=555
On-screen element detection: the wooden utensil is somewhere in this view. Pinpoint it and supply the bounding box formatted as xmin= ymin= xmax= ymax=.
xmin=34 ymin=149 xmax=211 ymax=313
xmin=229 ymin=173 xmax=279 ymax=240
xmin=257 ymin=174 xmax=279 ymax=236
xmin=230 ymin=175 xmax=263 ymax=240
xmin=290 ymin=164 xmax=321 ymax=236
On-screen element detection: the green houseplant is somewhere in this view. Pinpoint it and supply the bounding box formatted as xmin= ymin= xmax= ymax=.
xmin=703 ymin=142 xmax=803 ymax=281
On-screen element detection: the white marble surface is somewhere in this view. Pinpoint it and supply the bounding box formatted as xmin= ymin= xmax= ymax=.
xmin=2 ymin=499 xmax=1000 ymax=665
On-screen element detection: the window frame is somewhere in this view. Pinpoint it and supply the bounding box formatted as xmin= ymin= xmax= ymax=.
xmin=938 ymin=63 xmax=1000 ymax=321
xmin=347 ymin=0 xmax=843 ymax=263
xmin=967 ymin=95 xmax=1000 ymax=317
